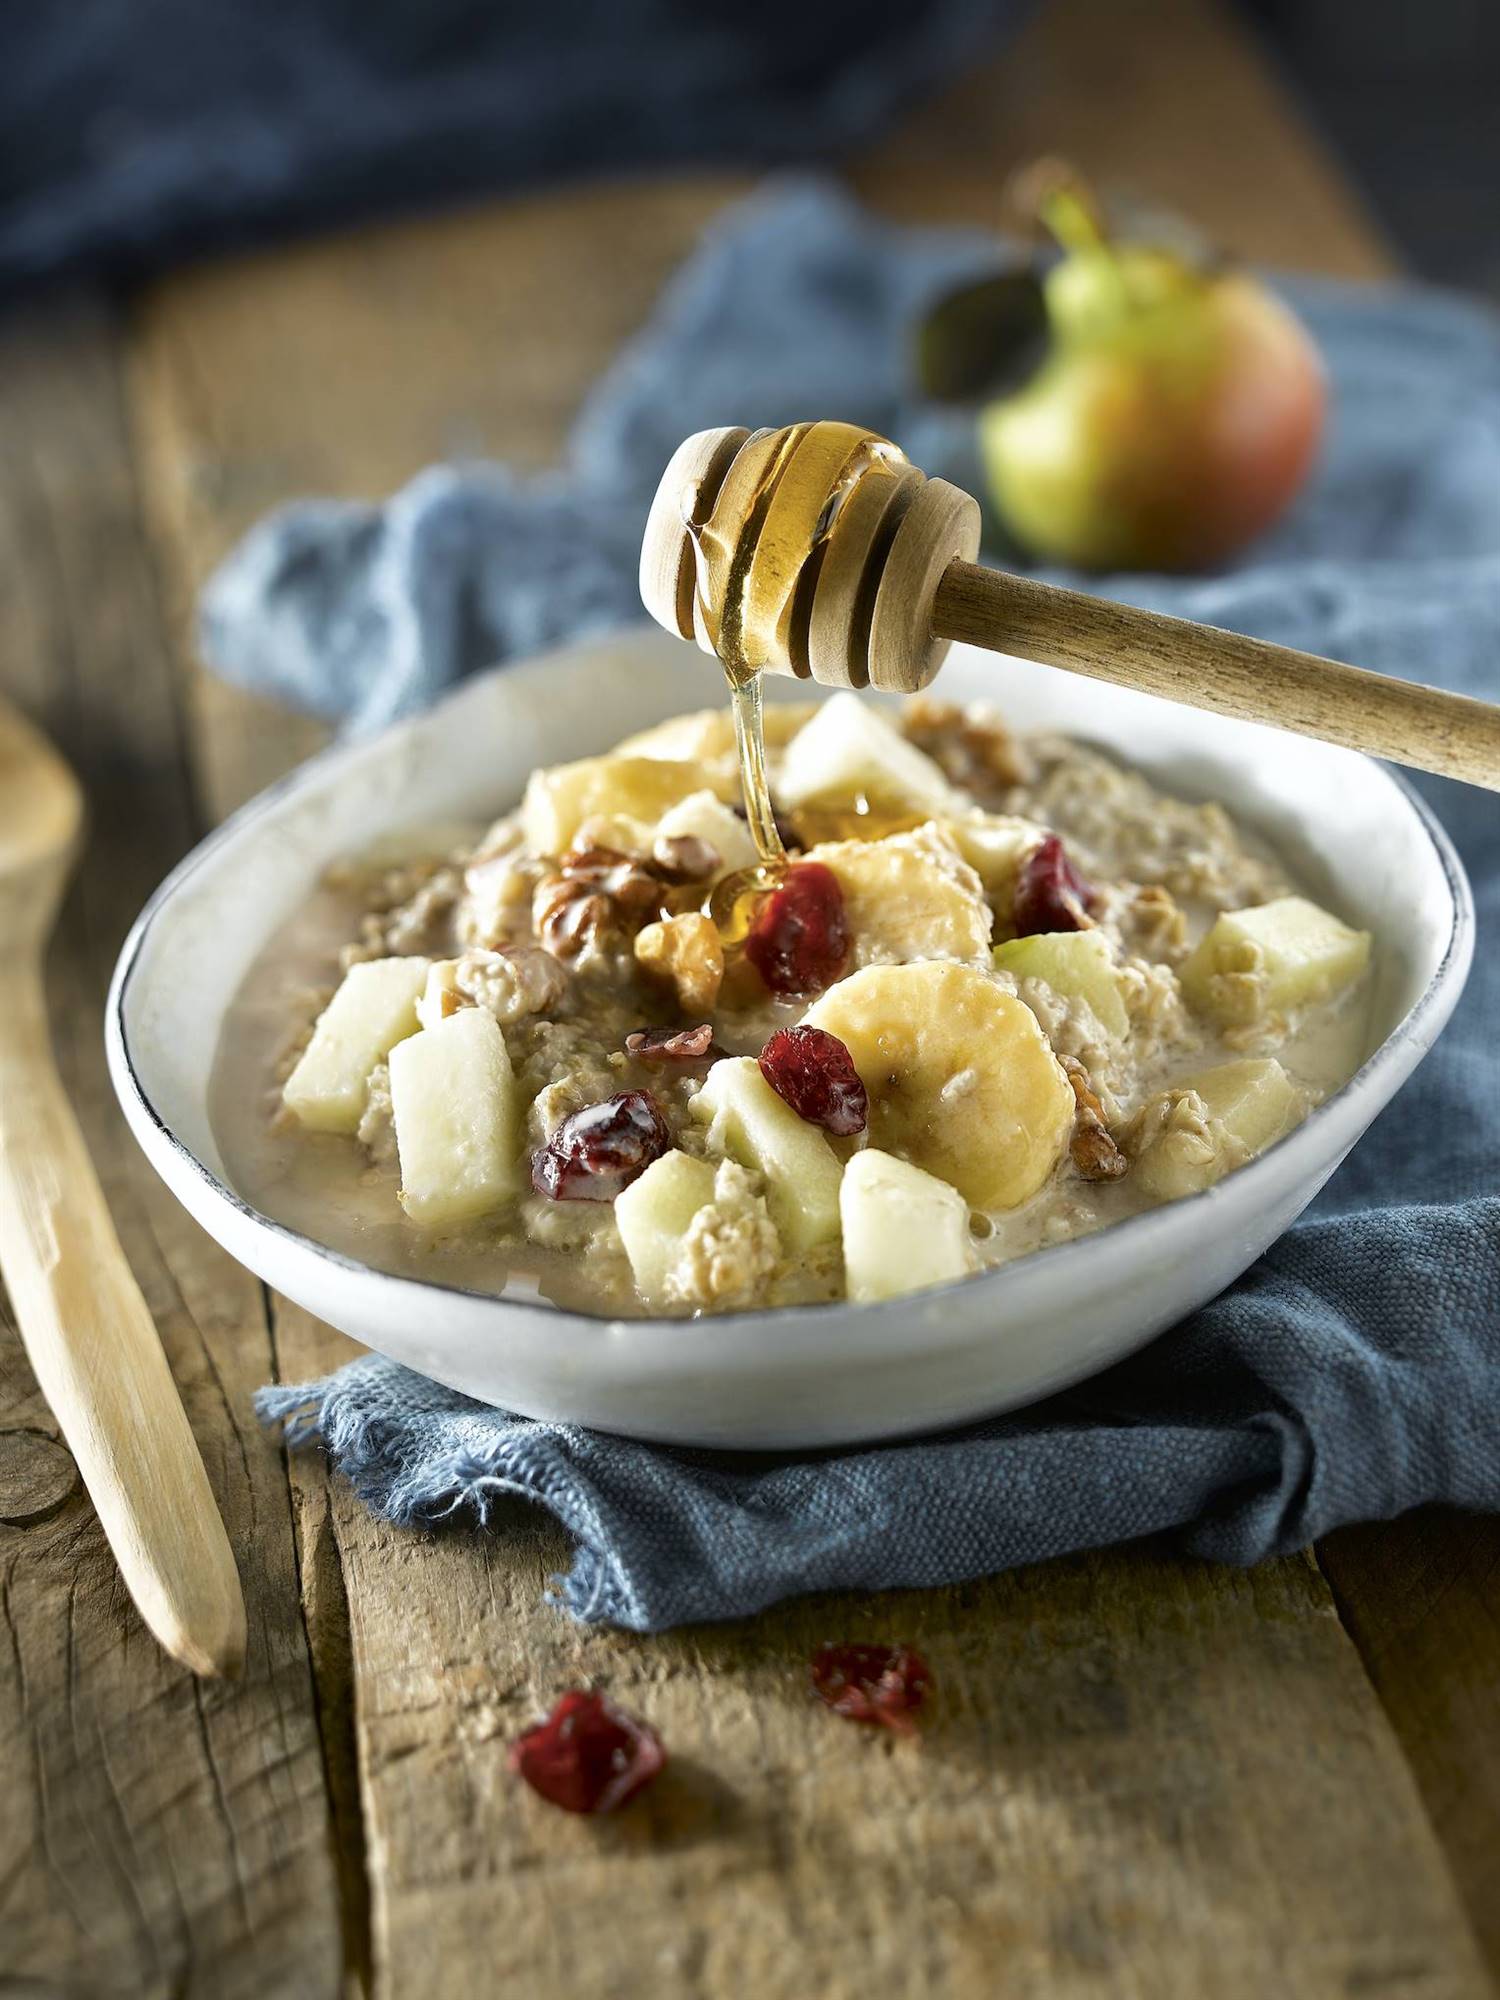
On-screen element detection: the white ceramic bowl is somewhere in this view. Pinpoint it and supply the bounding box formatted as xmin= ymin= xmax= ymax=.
xmin=107 ymin=629 xmax=1472 ymax=1448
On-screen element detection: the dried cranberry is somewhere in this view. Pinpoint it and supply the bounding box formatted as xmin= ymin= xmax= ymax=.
xmin=625 ymin=1023 xmax=716 ymax=1064
xmin=508 ymin=1689 xmax=665 ymax=1813
xmin=1012 ymin=834 xmax=1096 ymax=937
xmin=744 ymin=862 xmax=850 ymax=996
xmin=811 ymin=1643 xmax=933 ymax=1736
xmin=758 ymin=1025 xmax=867 ymax=1136
xmin=531 ymin=1090 xmax=670 ymax=1201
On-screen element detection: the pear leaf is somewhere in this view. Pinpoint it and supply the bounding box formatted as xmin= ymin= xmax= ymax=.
xmin=913 ymin=267 xmax=1049 ymax=405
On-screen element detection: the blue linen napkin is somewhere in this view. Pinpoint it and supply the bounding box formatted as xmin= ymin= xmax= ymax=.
xmin=241 ymin=181 xmax=1500 ymax=1631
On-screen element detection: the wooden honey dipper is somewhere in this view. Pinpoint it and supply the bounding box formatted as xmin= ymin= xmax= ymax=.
xmin=640 ymin=421 xmax=1500 ymax=791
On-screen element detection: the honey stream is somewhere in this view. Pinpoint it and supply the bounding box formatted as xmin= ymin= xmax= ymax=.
xmin=683 ymin=424 xmax=906 ymax=940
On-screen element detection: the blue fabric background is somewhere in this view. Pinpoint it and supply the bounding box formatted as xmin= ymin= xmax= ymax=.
xmin=0 ymin=3 xmax=1021 ymax=293
xmin=244 ymin=183 xmax=1499 ymax=1631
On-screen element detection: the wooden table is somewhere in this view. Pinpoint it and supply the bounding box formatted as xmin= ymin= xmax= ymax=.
xmin=3 ymin=1 xmax=1497 ymax=1992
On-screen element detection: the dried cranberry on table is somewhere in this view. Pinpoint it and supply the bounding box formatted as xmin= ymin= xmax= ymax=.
xmin=532 ymin=1091 xmax=670 ymax=1201
xmin=811 ymin=1643 xmax=933 ymax=1735
xmin=758 ymin=1025 xmax=868 ymax=1136
xmin=625 ymin=1023 xmax=717 ymax=1064
xmin=744 ymin=862 xmax=850 ymax=997
xmin=509 ymin=1689 xmax=666 ymax=1814
xmin=1012 ymin=834 xmax=1096 ymax=937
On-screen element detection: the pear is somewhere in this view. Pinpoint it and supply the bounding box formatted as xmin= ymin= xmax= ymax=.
xmin=974 ymin=175 xmax=1325 ymax=572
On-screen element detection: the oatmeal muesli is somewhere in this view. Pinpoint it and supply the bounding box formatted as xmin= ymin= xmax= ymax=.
xmin=212 ymin=693 xmax=1373 ymax=1317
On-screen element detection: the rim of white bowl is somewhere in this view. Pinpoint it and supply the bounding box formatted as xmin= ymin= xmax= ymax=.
xmin=106 ymin=667 xmax=1475 ymax=1347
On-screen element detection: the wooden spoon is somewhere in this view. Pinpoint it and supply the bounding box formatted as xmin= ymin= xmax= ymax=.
xmin=0 ymin=694 xmax=245 ymax=1677
xmin=641 ymin=423 xmax=1500 ymax=791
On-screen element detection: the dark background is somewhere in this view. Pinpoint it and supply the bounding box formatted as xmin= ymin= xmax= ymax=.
xmin=1245 ymin=0 xmax=1500 ymax=299
xmin=0 ymin=0 xmax=1495 ymax=300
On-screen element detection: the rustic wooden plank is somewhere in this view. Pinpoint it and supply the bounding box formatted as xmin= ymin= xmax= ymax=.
xmin=0 ymin=296 xmax=346 ymax=1997
xmin=284 ymin=1288 xmax=1496 ymax=2000
xmin=122 ymin=0 xmax=1494 ymax=1991
xmin=125 ymin=175 xmax=745 ymax=821
xmin=1321 ymin=1512 xmax=1500 ymax=1977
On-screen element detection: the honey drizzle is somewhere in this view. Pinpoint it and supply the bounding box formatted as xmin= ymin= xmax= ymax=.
xmin=682 ymin=423 xmax=908 ymax=934
xmin=728 ymin=675 xmax=783 ymax=869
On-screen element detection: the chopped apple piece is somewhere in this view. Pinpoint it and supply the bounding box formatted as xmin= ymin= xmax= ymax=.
xmin=387 ymin=1008 xmax=522 ymax=1227
xmin=777 ymin=692 xmax=961 ymax=818
xmin=614 ymin=1149 xmax=718 ymax=1307
xmin=416 ymin=959 xmax=464 ymax=1033
xmin=840 ymin=1149 xmax=976 ymax=1305
xmin=652 ymin=789 xmax=759 ymax=878
xmin=690 ymin=1056 xmax=842 ymax=1251
xmin=1134 ymin=1057 xmax=1302 ymax=1202
xmin=521 ymin=755 xmax=726 ymax=857
xmin=1181 ymin=895 xmax=1370 ymax=1026
xmin=949 ymin=813 xmax=1046 ymax=903
xmin=994 ymin=929 xmax=1130 ymax=1039
xmin=282 ymin=956 xmax=429 ymax=1133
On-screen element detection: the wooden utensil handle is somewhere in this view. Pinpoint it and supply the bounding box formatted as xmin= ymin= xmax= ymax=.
xmin=934 ymin=560 xmax=1500 ymax=792
xmin=0 ymin=964 xmax=245 ymax=1677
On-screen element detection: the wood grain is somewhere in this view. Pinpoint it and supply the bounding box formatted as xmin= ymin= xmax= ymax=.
xmin=116 ymin=0 xmax=1499 ymax=1992
xmin=932 ymin=561 xmax=1500 ymax=787
xmin=127 ymin=176 xmax=744 ymax=820
xmin=268 ymin=1297 xmax=1495 ymax=2000
xmin=0 ymin=298 xmax=345 ymax=1995
xmin=1321 ymin=1512 xmax=1500 ymax=1977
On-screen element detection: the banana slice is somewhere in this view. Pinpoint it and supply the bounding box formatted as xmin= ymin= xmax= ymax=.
xmin=804 ymin=823 xmax=992 ymax=966
xmin=804 ymin=961 xmax=1074 ymax=1209
xmin=521 ymin=755 xmax=732 ymax=856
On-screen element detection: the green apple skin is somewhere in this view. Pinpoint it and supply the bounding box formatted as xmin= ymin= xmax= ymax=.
xmin=979 ymin=249 xmax=1326 ymax=572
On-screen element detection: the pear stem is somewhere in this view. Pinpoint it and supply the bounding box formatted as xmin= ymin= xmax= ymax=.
xmin=1036 ymin=182 xmax=1108 ymax=259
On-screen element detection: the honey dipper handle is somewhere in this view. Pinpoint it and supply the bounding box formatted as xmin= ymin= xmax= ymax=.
xmin=0 ymin=962 xmax=246 ymax=1677
xmin=933 ymin=560 xmax=1500 ymax=792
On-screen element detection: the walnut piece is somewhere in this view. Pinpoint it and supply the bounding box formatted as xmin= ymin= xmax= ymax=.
xmin=634 ymin=913 xmax=725 ymax=1014
xmin=901 ymin=694 xmax=1030 ymax=790
xmin=533 ymin=846 xmax=662 ymax=960
xmin=1060 ymin=1054 xmax=1128 ymax=1183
